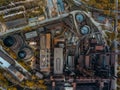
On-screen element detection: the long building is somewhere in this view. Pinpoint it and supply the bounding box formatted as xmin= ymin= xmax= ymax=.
xmin=0 ymin=50 xmax=26 ymax=81
xmin=0 ymin=50 xmax=15 ymax=65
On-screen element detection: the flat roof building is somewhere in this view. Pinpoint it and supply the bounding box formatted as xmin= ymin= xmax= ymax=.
xmin=0 ymin=50 xmax=25 ymax=81
xmin=0 ymin=57 xmax=11 ymax=68
xmin=8 ymin=65 xmax=25 ymax=81
xmin=0 ymin=50 xmax=15 ymax=65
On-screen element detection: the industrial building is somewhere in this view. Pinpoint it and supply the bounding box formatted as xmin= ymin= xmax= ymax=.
xmin=0 ymin=0 xmax=119 ymax=90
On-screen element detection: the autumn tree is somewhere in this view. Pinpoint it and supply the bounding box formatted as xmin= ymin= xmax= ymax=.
xmin=18 ymin=61 xmax=31 ymax=71
xmin=0 ymin=71 xmax=9 ymax=89
xmin=0 ymin=14 xmax=4 ymax=23
xmin=81 ymin=0 xmax=116 ymax=16
xmin=7 ymin=87 xmax=17 ymax=90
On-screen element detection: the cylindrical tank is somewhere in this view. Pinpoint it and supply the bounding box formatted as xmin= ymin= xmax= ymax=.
xmin=18 ymin=47 xmax=33 ymax=60
xmin=3 ymin=36 xmax=15 ymax=47
xmin=80 ymin=25 xmax=90 ymax=35
xmin=76 ymin=13 xmax=85 ymax=23
xmin=3 ymin=34 xmax=23 ymax=51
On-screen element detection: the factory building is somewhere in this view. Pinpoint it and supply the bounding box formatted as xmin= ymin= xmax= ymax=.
xmin=0 ymin=50 xmax=25 ymax=81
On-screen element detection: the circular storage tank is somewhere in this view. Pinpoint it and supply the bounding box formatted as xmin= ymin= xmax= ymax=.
xmin=3 ymin=34 xmax=23 ymax=51
xmin=18 ymin=47 xmax=33 ymax=60
xmin=80 ymin=25 xmax=90 ymax=35
xmin=76 ymin=13 xmax=85 ymax=23
xmin=3 ymin=36 xmax=15 ymax=47
xmin=18 ymin=50 xmax=27 ymax=59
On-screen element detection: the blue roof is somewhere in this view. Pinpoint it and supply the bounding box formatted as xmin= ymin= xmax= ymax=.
xmin=97 ymin=16 xmax=105 ymax=22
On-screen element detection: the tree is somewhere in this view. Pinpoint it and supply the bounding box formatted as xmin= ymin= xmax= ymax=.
xmin=0 ymin=72 xmax=9 ymax=88
xmin=18 ymin=61 xmax=31 ymax=71
xmin=38 ymin=0 xmax=47 ymax=18
xmin=2 ymin=47 xmax=17 ymax=59
xmin=0 ymin=14 xmax=4 ymax=23
xmin=23 ymin=26 xmax=32 ymax=32
xmin=7 ymin=87 xmax=17 ymax=90
xmin=82 ymin=0 xmax=116 ymax=16
xmin=0 ymin=0 xmax=7 ymax=6
xmin=25 ymin=80 xmax=35 ymax=88
xmin=117 ymin=78 xmax=120 ymax=86
xmin=118 ymin=22 xmax=120 ymax=33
